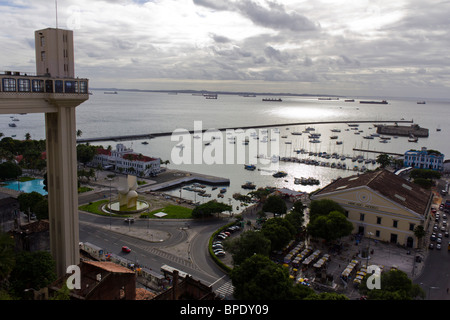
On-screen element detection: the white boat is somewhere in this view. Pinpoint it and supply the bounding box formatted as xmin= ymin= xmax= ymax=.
xmin=408 ymin=134 xmax=418 ymax=142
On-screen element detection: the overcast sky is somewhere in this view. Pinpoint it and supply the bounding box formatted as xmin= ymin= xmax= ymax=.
xmin=1 ymin=0 xmax=449 ymax=98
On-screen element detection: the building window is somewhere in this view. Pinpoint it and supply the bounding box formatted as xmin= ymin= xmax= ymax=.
xmin=40 ymin=36 xmax=45 ymax=46
xmin=80 ymin=81 xmax=88 ymax=93
xmin=2 ymin=78 xmax=16 ymax=92
xmin=409 ymin=223 xmax=415 ymax=231
xmin=45 ymin=80 xmax=53 ymax=93
xmin=32 ymin=79 xmax=44 ymax=92
xmin=359 ymin=213 xmax=365 ymax=221
xmin=18 ymin=79 xmax=31 ymax=92
xmin=376 ymin=217 xmax=382 ymax=224
xmin=41 ymin=51 xmax=46 ymax=62
xmin=65 ymin=81 xmax=76 ymax=93
xmin=375 ymin=230 xmax=380 ymax=237
xmin=393 ymin=220 xmax=398 ymax=228
xmin=55 ymin=80 xmax=63 ymax=93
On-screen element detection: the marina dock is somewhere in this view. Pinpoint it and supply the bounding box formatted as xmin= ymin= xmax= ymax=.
xmin=141 ymin=169 xmax=230 ymax=192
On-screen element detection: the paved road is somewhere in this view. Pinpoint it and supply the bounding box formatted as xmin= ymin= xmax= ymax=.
xmin=78 ymin=210 xmax=232 ymax=294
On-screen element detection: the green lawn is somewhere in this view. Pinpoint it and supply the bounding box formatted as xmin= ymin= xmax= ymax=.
xmin=141 ymin=205 xmax=192 ymax=219
xmin=79 ymin=200 xmax=192 ymax=219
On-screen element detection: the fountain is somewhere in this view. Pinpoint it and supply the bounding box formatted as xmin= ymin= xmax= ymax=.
xmin=103 ymin=175 xmax=149 ymax=214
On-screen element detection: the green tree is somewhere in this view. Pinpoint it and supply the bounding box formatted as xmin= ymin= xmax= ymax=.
xmin=0 ymin=231 xmax=15 ymax=283
xmin=9 ymin=251 xmax=56 ymax=299
xmin=0 ymin=161 xmax=22 ymax=180
xmin=192 ymin=200 xmax=232 ymax=219
xmin=285 ymin=201 xmax=305 ymax=232
xmin=261 ymin=217 xmax=296 ymax=251
xmin=307 ymin=210 xmax=353 ymax=242
xmin=414 ymin=225 xmax=426 ymax=248
xmin=359 ymin=270 xmax=425 ymax=300
xmin=76 ymin=144 xmax=96 ymax=166
xmin=17 ymin=191 xmax=44 ymax=213
xmin=376 ymin=154 xmax=391 ymax=168
xmin=226 ymin=230 xmax=271 ymax=266
xmin=309 ymin=199 xmax=345 ymax=221
xmin=262 ymin=195 xmax=287 ymax=217
xmin=230 ymin=254 xmax=293 ymax=300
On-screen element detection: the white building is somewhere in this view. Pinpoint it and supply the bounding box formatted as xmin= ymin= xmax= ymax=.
xmin=403 ymin=147 xmax=444 ymax=171
xmin=92 ymin=144 xmax=160 ymax=177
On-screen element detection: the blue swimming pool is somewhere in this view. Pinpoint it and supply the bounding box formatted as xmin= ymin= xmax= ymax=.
xmin=2 ymin=179 xmax=47 ymax=195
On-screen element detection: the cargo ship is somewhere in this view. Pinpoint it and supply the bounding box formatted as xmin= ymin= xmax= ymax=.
xmin=359 ymin=100 xmax=388 ymax=104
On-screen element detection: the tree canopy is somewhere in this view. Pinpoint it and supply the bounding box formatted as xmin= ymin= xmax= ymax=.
xmin=225 ymin=230 xmax=271 ymax=266
xmin=262 ymin=194 xmax=287 ymax=217
xmin=307 ymin=199 xmax=353 ymax=242
xmin=359 ymin=269 xmax=425 ymax=300
xmin=192 ymin=200 xmax=232 ymax=219
xmin=230 ymin=254 xmax=293 ymax=300
xmin=261 ymin=217 xmax=296 ymax=251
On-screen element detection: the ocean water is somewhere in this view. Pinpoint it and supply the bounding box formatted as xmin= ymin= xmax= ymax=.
xmin=1 ymin=90 xmax=449 ymax=211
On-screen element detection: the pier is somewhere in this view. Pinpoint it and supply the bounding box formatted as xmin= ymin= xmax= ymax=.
xmin=140 ymin=169 xmax=230 ymax=192
xmin=76 ymin=120 xmax=413 ymax=143
xmin=352 ymin=148 xmax=403 ymax=156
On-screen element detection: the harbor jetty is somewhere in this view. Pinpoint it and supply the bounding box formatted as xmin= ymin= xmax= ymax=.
xmin=376 ymin=124 xmax=429 ymax=137
xmin=77 ymin=120 xmax=413 ymax=143
xmin=141 ymin=169 xmax=230 ymax=192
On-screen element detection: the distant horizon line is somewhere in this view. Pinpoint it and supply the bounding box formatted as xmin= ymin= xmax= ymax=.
xmin=91 ymin=87 xmax=443 ymax=101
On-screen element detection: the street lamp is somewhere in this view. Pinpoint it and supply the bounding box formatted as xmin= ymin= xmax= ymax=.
xmin=366 ymin=231 xmax=374 ymax=267
xmin=108 ymin=177 xmax=112 ymax=229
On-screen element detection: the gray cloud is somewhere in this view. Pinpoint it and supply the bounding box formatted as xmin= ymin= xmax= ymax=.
xmin=235 ymin=0 xmax=319 ymax=32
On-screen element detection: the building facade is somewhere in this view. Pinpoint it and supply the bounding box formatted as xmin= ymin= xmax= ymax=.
xmin=92 ymin=143 xmax=160 ymax=177
xmin=404 ymin=147 xmax=444 ymax=171
xmin=311 ymin=170 xmax=433 ymax=248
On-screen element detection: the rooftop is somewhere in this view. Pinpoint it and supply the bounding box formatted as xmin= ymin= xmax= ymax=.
xmin=313 ymin=169 xmax=433 ymax=215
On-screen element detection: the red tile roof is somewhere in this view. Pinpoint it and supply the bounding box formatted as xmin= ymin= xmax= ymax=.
xmin=313 ymin=169 xmax=433 ymax=215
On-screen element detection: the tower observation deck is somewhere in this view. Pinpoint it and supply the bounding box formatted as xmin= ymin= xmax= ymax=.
xmin=0 ymin=28 xmax=89 ymax=276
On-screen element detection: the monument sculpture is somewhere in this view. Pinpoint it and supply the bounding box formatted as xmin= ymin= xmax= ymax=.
xmin=118 ymin=175 xmax=138 ymax=209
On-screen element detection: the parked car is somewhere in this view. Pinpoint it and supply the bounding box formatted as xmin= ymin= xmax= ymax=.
xmin=214 ymin=250 xmax=226 ymax=256
xmin=430 ymin=233 xmax=436 ymax=241
xmin=429 ymin=243 xmax=434 ymax=249
xmin=437 ymin=238 xmax=442 ymax=244
xmin=122 ymin=246 xmax=131 ymax=253
xmin=436 ymin=243 xmax=441 ymax=250
xmin=445 ymin=231 xmax=449 ymax=238
xmin=124 ymin=218 xmax=135 ymax=223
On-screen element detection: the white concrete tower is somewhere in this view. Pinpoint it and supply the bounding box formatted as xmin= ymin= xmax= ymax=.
xmin=0 ymin=28 xmax=88 ymax=276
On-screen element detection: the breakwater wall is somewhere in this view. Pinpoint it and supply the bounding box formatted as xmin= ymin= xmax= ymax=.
xmin=77 ymin=120 xmax=413 ymax=143
xmin=376 ymin=124 xmax=429 ymax=137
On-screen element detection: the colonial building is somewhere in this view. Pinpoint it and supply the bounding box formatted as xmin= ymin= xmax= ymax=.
xmin=311 ymin=169 xmax=433 ymax=248
xmin=404 ymin=147 xmax=444 ymax=171
xmin=92 ymin=143 xmax=160 ymax=177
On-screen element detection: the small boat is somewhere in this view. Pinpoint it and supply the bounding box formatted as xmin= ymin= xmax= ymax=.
xmin=244 ymin=164 xmax=256 ymax=171
xmin=141 ymin=141 xmax=149 ymax=145
xmin=417 ymin=101 xmax=426 ymax=104
xmin=408 ymin=134 xmax=418 ymax=142
xmin=272 ymin=171 xmax=287 ymax=178
xmin=8 ymin=123 xmax=16 ymax=127
xmin=241 ymin=181 xmax=256 ymax=190
xmin=262 ymin=98 xmax=282 ymax=102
